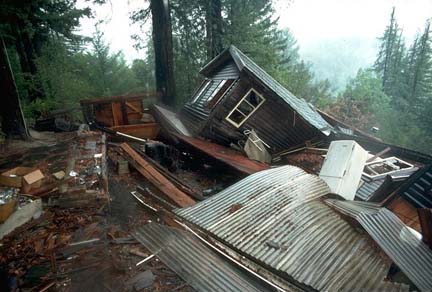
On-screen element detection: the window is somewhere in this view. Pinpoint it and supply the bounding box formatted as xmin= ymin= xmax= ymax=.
xmin=206 ymin=79 xmax=236 ymax=109
xmin=191 ymin=79 xmax=211 ymax=104
xmin=204 ymin=80 xmax=227 ymax=103
xmin=191 ymin=79 xmax=236 ymax=110
xmin=226 ymin=89 xmax=265 ymax=127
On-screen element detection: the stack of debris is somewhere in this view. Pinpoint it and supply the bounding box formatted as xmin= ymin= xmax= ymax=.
xmin=99 ymin=46 xmax=432 ymax=291
xmin=0 ymin=129 xmax=110 ymax=289
xmin=2 ymin=45 xmax=432 ymax=291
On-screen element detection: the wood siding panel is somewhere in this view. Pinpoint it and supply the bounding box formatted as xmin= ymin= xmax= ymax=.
xmin=181 ymin=60 xmax=240 ymax=134
xmin=202 ymin=75 xmax=322 ymax=153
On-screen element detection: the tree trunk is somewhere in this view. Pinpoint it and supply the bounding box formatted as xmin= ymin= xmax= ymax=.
xmin=0 ymin=37 xmax=28 ymax=138
xmin=16 ymin=20 xmax=44 ymax=101
xmin=206 ymin=0 xmax=223 ymax=60
xmin=150 ymin=0 xmax=176 ymax=107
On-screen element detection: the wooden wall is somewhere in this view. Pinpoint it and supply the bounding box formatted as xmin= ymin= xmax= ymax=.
xmin=94 ymin=99 xmax=144 ymax=127
xmin=201 ymin=73 xmax=324 ymax=153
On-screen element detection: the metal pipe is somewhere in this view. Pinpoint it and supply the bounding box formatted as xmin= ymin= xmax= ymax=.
xmin=136 ymin=254 xmax=156 ymax=266
xmin=131 ymin=191 xmax=158 ymax=211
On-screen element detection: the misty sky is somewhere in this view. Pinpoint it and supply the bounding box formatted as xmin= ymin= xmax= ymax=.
xmin=77 ymin=0 xmax=432 ymax=89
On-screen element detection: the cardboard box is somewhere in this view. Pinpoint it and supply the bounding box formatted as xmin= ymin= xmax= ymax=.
xmin=0 ymin=167 xmax=44 ymax=193
xmin=22 ymin=169 xmax=44 ymax=193
xmin=0 ymin=167 xmax=36 ymax=187
xmin=0 ymin=199 xmax=16 ymax=223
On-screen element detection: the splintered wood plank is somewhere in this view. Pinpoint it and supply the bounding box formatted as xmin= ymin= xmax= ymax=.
xmin=119 ymin=143 xmax=195 ymax=207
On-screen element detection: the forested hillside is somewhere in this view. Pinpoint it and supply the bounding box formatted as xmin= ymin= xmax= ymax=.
xmin=326 ymin=8 xmax=432 ymax=153
xmin=0 ymin=1 xmax=431 ymax=153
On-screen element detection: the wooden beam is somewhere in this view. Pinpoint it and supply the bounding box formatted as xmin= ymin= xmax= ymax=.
xmin=119 ymin=143 xmax=195 ymax=207
xmin=112 ymin=102 xmax=122 ymax=126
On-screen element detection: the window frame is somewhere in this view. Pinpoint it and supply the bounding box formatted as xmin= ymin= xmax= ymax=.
xmin=203 ymin=80 xmax=227 ymax=103
xmin=225 ymin=88 xmax=265 ymax=128
xmin=191 ymin=79 xmax=211 ymax=104
xmin=206 ymin=79 xmax=236 ymax=110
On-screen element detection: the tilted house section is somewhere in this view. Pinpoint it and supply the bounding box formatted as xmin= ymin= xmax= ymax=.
xmin=181 ymin=45 xmax=333 ymax=154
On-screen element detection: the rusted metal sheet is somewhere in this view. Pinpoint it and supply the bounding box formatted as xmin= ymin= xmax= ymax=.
xmin=176 ymin=166 xmax=408 ymax=291
xmin=387 ymin=196 xmax=422 ymax=231
xmin=172 ymin=133 xmax=269 ymax=175
xmin=133 ymin=223 xmax=272 ymax=292
xmin=326 ymin=199 xmax=432 ymax=292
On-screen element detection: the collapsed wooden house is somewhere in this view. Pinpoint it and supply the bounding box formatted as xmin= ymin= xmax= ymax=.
xmin=179 ymin=45 xmax=333 ymax=154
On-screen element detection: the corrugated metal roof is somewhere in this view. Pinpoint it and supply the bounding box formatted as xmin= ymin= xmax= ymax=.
xmin=133 ymin=223 xmax=272 ymax=292
xmin=399 ymin=164 xmax=432 ymax=208
xmin=212 ymin=60 xmax=240 ymax=80
xmin=356 ymin=177 xmax=386 ymax=201
xmin=228 ymin=46 xmax=332 ymax=135
xmin=325 ymin=199 xmax=432 ymax=292
xmin=356 ymin=168 xmax=419 ymax=201
xmin=175 ymin=165 xmax=409 ymax=291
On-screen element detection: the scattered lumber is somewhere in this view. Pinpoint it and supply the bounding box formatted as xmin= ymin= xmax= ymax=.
xmin=118 ymin=143 xmax=195 ymax=207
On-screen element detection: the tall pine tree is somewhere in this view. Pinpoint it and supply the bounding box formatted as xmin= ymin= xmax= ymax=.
xmin=374 ymin=7 xmax=406 ymax=98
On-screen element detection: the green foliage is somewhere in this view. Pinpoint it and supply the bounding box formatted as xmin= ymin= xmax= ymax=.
xmin=374 ymin=7 xmax=406 ymax=97
xmin=132 ymin=58 xmax=155 ymax=92
xmin=22 ymin=30 xmax=145 ymax=118
xmin=131 ymin=0 xmax=333 ymax=108
xmin=343 ymin=69 xmax=390 ymax=112
xmin=22 ymin=98 xmax=59 ymax=120
xmin=332 ymin=9 xmax=432 ymax=154
xmin=326 ymin=70 xmax=388 ymax=131
xmin=86 ymin=29 xmax=142 ymax=96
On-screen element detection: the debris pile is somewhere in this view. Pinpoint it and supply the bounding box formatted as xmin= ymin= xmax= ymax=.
xmin=0 ymin=130 xmax=110 ymax=289
xmin=1 ymin=45 xmax=432 ymax=291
